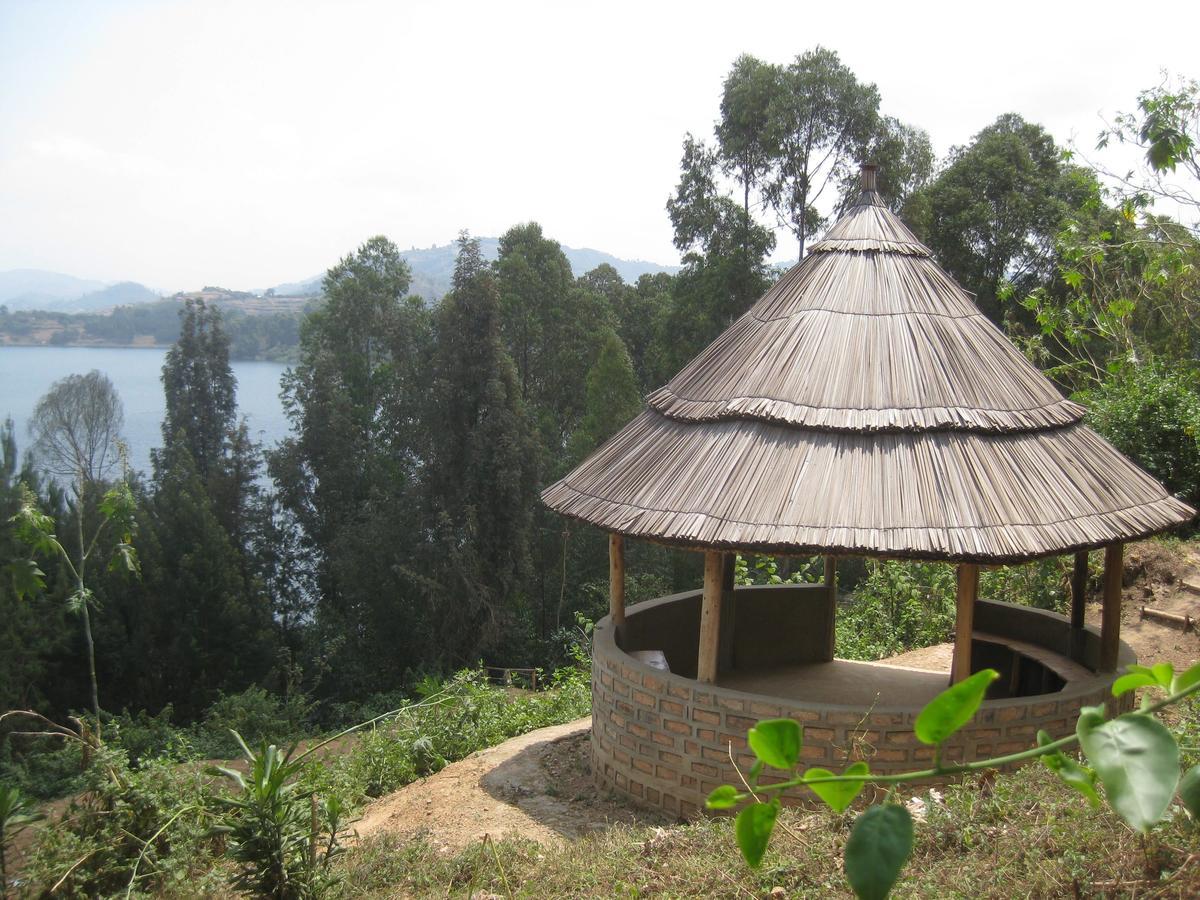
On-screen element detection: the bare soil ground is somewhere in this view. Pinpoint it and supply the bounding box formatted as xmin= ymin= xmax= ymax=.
xmin=352 ymin=717 xmax=666 ymax=852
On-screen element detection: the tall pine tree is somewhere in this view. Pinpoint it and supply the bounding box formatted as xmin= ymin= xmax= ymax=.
xmin=271 ymin=236 xmax=432 ymax=696
xmin=425 ymin=234 xmax=537 ymax=662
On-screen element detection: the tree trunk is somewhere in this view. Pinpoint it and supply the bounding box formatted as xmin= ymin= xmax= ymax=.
xmin=75 ymin=488 xmax=101 ymax=735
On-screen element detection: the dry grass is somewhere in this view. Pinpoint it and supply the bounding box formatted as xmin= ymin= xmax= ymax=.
xmin=336 ymin=760 xmax=1200 ymax=898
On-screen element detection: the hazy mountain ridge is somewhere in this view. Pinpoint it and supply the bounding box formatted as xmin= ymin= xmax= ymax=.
xmin=0 ymin=269 xmax=108 ymax=309
xmin=0 ymin=270 xmax=161 ymax=313
xmin=270 ymin=239 xmax=680 ymax=300
xmin=1 ymin=241 xmax=679 ymax=314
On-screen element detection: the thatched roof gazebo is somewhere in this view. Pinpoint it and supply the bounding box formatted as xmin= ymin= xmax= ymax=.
xmin=541 ymin=166 xmax=1195 ymax=815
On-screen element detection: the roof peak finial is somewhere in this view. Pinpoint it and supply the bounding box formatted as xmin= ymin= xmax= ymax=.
xmin=861 ymin=163 xmax=879 ymax=193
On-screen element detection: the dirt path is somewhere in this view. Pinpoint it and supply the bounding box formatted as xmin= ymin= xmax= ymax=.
xmin=353 ymin=717 xmax=663 ymax=853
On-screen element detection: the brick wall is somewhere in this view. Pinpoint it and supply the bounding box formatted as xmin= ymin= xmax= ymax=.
xmin=591 ymin=613 xmax=1131 ymax=817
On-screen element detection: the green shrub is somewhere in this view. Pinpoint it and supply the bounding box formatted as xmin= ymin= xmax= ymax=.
xmin=1 ymin=784 xmax=42 ymax=894
xmin=837 ymin=561 xmax=957 ymax=660
xmin=108 ymin=705 xmax=196 ymax=767
xmin=211 ymin=737 xmax=349 ymax=899
xmin=980 ymin=556 xmax=1069 ymax=613
xmin=315 ymin=665 xmax=592 ymax=810
xmin=1082 ymin=360 xmax=1200 ymax=506
xmin=0 ymin=738 xmax=87 ymax=801
xmin=20 ymin=745 xmax=224 ymax=897
xmin=838 ymin=555 xmax=1084 ymax=661
xmin=195 ymin=686 xmax=314 ymax=758
xmin=735 ymin=554 xmax=822 ymax=585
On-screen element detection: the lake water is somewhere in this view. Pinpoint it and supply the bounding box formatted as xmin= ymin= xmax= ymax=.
xmin=0 ymin=346 xmax=291 ymax=479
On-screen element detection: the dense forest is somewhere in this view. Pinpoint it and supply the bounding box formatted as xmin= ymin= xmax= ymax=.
xmin=1 ymin=49 xmax=1199 ymax=896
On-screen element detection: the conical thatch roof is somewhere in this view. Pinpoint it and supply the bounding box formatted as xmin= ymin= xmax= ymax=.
xmin=542 ymin=171 xmax=1195 ymax=562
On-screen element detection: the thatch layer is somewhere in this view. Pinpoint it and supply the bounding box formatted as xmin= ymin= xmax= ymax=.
xmin=649 ymin=244 xmax=1084 ymax=432
xmin=808 ymin=191 xmax=931 ymax=257
xmin=543 ymin=411 xmax=1192 ymax=562
xmin=542 ymin=177 xmax=1196 ymax=559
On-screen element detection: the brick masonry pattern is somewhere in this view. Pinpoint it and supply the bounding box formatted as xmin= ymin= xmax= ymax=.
xmin=591 ymin=626 xmax=1129 ymax=818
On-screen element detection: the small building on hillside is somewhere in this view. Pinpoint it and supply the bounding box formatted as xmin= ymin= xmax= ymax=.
xmin=541 ymin=165 xmax=1195 ymax=816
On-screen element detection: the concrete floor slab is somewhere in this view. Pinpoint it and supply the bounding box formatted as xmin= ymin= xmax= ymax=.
xmin=720 ymin=659 xmax=952 ymax=707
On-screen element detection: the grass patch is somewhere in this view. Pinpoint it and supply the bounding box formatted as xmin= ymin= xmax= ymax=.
xmin=10 ymin=666 xmax=591 ymax=896
xmin=336 ymin=698 xmax=1200 ymax=898
xmin=337 ymin=760 xmax=1200 ymax=898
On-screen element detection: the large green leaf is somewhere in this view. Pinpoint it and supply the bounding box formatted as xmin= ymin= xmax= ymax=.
xmin=747 ymin=718 xmax=801 ymax=770
xmin=844 ymin=804 xmax=914 ymax=900
xmin=1179 ymin=765 xmax=1200 ymax=819
xmin=706 ymin=785 xmax=739 ymax=810
xmin=1077 ymin=712 xmax=1180 ymax=832
xmin=1148 ymin=662 xmax=1175 ymax=689
xmin=1171 ymin=663 xmax=1200 ymax=695
xmin=1115 ymin=663 xmax=1175 ymax=696
xmin=804 ymin=761 xmax=870 ymax=813
xmin=1112 ymin=672 xmax=1160 ymax=698
xmin=913 ymin=669 xmax=999 ymax=746
xmin=735 ymin=800 xmax=779 ymax=868
xmin=6 ymin=558 xmax=46 ymax=601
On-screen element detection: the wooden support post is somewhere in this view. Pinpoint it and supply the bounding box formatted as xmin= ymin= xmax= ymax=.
xmin=1069 ymin=550 xmax=1089 ymax=662
xmin=717 ymin=553 xmax=737 ymax=673
xmin=823 ymin=555 xmax=837 ymax=662
xmin=609 ymin=533 xmax=626 ymax=632
xmin=1100 ymin=543 xmax=1123 ymax=672
xmin=696 ymin=550 xmax=724 ymax=684
xmin=952 ymin=563 xmax=979 ymax=684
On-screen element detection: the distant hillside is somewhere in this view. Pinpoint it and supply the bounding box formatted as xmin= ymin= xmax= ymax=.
xmin=64 ymin=281 xmax=161 ymax=312
xmin=0 ymin=270 xmax=161 ymax=312
xmin=271 ymin=239 xmax=680 ymax=302
xmin=0 ymin=269 xmax=107 ymax=310
xmin=4 ymin=239 xmax=680 ymax=314
xmin=172 ymin=286 xmax=314 ymax=317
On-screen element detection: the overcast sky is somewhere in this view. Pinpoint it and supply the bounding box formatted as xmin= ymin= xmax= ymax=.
xmin=1 ymin=0 xmax=1197 ymax=291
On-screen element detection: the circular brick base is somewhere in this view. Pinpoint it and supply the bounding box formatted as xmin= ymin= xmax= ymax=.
xmin=592 ymin=590 xmax=1133 ymax=818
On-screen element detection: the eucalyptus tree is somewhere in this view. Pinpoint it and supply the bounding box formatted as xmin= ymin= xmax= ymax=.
xmin=837 ymin=116 xmax=934 ymax=213
xmin=157 ymin=298 xmax=236 ymax=482
xmin=495 ymin=221 xmax=617 ymax=455
xmin=17 ymin=372 xmax=135 ymax=729
xmin=425 ymin=234 xmax=537 ymax=660
xmin=136 ymin=446 xmax=274 ymax=717
xmin=665 ymin=135 xmax=776 ymax=374
xmin=1097 ymin=74 xmax=1199 ymax=229
xmin=0 ymin=421 xmax=63 ymax=713
xmin=271 ymin=235 xmax=431 ymax=694
xmin=902 ymin=114 xmax=1097 ymax=324
xmin=716 ymin=54 xmax=779 ymax=222
xmin=765 ymin=46 xmax=880 ymax=256
xmin=567 ymin=328 xmax=641 ymax=465
xmin=155 ymin=298 xmax=262 ymax=551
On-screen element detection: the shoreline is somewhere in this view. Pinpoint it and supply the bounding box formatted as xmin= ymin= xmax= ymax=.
xmin=0 ymin=341 xmax=295 ymax=364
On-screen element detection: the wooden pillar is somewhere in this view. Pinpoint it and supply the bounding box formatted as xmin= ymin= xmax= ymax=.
xmin=1069 ymin=550 xmax=1089 ymax=662
xmin=696 ymin=550 xmax=724 ymax=684
xmin=717 ymin=554 xmax=737 ymax=673
xmin=952 ymin=563 xmax=979 ymax=684
xmin=1100 ymin=543 xmax=1123 ymax=672
xmin=609 ymin=533 xmax=626 ymax=631
xmin=822 ymin=555 xmax=837 ymax=661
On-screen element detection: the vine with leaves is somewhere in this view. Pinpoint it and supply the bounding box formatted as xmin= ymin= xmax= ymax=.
xmin=710 ymin=661 xmax=1200 ymax=899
